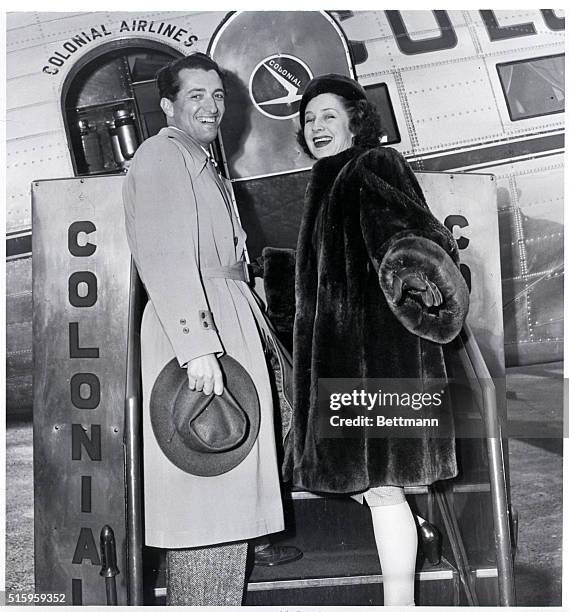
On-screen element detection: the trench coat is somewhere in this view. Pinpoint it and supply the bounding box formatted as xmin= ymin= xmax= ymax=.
xmin=282 ymin=145 xmax=469 ymax=494
xmin=123 ymin=126 xmax=284 ymax=548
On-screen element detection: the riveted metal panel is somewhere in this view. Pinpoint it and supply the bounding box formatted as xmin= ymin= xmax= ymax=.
xmin=32 ymin=175 xmax=130 ymax=605
xmin=419 ymin=172 xmax=504 ymax=378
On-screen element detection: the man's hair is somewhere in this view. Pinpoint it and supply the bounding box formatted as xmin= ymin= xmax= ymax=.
xmin=157 ymin=53 xmax=225 ymax=101
xmin=297 ymin=98 xmax=385 ymax=159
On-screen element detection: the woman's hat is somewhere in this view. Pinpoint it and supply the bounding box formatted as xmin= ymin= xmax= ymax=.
xmin=299 ymin=73 xmax=367 ymax=128
xmin=150 ymin=354 xmax=260 ymax=476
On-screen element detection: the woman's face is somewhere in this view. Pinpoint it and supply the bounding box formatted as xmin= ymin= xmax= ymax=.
xmin=303 ymin=93 xmax=354 ymax=159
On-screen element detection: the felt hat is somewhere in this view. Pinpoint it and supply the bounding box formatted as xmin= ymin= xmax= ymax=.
xmin=150 ymin=355 xmax=260 ymax=476
xmin=299 ymin=73 xmax=367 ymax=128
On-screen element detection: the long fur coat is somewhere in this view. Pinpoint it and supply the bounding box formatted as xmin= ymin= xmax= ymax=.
xmin=278 ymin=146 xmax=469 ymax=494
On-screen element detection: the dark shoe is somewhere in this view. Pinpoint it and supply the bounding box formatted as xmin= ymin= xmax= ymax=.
xmin=254 ymin=544 xmax=303 ymax=567
xmin=419 ymin=521 xmax=442 ymax=565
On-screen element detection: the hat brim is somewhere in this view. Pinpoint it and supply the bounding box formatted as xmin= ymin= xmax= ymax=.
xmin=150 ymin=355 xmax=260 ymax=476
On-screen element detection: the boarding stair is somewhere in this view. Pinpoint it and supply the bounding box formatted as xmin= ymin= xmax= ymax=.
xmin=123 ymin=258 xmax=516 ymax=607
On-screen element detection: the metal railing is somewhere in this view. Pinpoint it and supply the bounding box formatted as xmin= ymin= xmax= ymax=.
xmin=121 ymin=285 xmax=516 ymax=605
xmin=454 ymin=322 xmax=516 ymax=606
xmin=123 ymin=262 xmax=144 ymax=606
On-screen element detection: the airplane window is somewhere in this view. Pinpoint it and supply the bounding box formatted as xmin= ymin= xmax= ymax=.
xmin=497 ymin=54 xmax=564 ymax=121
xmin=363 ymin=83 xmax=401 ymax=145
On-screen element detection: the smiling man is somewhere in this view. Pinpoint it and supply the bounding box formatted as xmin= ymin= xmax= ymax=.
xmin=122 ymin=53 xmax=285 ymax=605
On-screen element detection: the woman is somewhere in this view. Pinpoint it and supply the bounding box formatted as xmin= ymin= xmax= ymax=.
xmin=283 ymin=74 xmax=469 ymax=605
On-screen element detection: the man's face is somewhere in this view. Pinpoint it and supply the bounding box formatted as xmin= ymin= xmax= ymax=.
xmin=161 ymin=68 xmax=225 ymax=147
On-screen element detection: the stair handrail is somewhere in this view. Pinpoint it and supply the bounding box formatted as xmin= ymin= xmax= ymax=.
xmin=456 ymin=322 xmax=516 ymax=606
xmin=123 ymin=262 xmax=144 ymax=605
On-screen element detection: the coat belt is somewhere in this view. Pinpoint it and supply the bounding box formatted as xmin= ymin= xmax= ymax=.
xmin=202 ymin=260 xmax=250 ymax=283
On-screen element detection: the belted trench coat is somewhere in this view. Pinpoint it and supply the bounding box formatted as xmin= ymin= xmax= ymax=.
xmin=123 ymin=127 xmax=284 ymax=548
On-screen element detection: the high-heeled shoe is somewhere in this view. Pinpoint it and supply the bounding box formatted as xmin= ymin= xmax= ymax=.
xmin=418 ymin=520 xmax=442 ymax=565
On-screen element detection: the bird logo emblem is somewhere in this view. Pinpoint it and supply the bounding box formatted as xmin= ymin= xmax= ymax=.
xmin=249 ymin=54 xmax=313 ymax=120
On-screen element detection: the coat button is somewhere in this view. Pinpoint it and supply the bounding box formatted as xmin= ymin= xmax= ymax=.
xmin=180 ymin=318 xmax=186 ymax=325
xmin=182 ymin=327 xmax=189 ymax=334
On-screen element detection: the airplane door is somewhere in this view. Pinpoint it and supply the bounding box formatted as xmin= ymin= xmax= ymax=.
xmin=209 ymin=11 xmax=355 ymax=257
xmin=62 ymin=44 xmax=180 ymax=177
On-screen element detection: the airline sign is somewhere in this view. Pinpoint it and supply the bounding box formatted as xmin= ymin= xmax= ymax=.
xmin=42 ymin=20 xmax=198 ymax=75
xmin=32 ymin=176 xmax=131 ymax=604
xmin=249 ymin=55 xmax=313 ymax=120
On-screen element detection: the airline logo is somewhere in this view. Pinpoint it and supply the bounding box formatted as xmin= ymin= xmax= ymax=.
xmin=249 ymin=54 xmax=313 ymax=120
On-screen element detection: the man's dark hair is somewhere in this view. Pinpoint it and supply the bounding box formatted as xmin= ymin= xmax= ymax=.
xmin=297 ymin=98 xmax=385 ymax=159
xmin=157 ymin=53 xmax=225 ymax=101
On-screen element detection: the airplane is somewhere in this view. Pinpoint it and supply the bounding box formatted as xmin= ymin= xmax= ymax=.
xmin=6 ymin=10 xmax=563 ymax=417
xmin=4 ymin=8 xmax=564 ymax=606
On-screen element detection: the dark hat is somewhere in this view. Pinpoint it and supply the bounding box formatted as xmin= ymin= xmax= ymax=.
xmin=299 ymin=73 xmax=367 ymax=128
xmin=150 ymin=355 xmax=260 ymax=476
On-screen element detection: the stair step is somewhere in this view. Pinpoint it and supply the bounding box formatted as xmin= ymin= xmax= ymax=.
xmin=246 ymin=553 xmax=459 ymax=605
xmin=143 ymin=484 xmax=498 ymax=605
xmin=151 ymin=553 xmax=459 ymax=605
xmin=290 ymin=482 xmax=490 ymax=500
xmin=148 ymin=556 xmax=497 ymax=605
xmin=282 ymin=485 xmax=496 ymax=569
xmin=249 ymin=550 xmax=456 ymax=589
xmin=280 ymin=493 xmax=440 ymax=554
xmin=246 ymin=577 xmax=459 ymax=606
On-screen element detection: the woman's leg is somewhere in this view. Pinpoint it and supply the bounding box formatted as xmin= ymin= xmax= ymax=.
xmin=367 ymin=488 xmax=417 ymax=606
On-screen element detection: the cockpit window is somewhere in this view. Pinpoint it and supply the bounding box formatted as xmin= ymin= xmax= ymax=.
xmin=497 ymin=54 xmax=564 ymax=121
xmin=363 ymin=83 xmax=401 ymax=144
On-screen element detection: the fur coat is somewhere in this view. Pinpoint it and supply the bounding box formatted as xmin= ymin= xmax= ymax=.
xmin=279 ymin=146 xmax=469 ymax=494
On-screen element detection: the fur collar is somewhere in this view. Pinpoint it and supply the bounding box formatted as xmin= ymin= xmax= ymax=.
xmin=310 ymin=146 xmax=363 ymax=186
xmin=304 ymin=147 xmax=364 ymax=228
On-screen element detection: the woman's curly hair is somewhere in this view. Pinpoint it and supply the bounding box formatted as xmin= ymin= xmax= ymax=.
xmin=297 ymin=98 xmax=385 ymax=159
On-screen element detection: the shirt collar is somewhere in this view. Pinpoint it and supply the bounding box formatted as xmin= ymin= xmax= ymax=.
xmin=161 ymin=126 xmax=212 ymax=174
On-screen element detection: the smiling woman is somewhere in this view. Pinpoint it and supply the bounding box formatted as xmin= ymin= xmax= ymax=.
xmin=303 ymin=93 xmax=354 ymax=159
xmin=296 ymin=74 xmax=385 ymax=160
xmin=285 ymin=72 xmax=469 ymax=607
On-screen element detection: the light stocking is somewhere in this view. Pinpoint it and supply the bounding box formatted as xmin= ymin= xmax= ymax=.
xmin=370 ymin=501 xmax=417 ymax=606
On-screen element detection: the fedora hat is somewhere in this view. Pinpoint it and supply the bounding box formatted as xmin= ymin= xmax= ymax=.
xmin=150 ymin=354 xmax=260 ymax=476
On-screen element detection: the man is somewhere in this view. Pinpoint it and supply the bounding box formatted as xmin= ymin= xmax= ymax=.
xmin=123 ymin=53 xmax=286 ymax=605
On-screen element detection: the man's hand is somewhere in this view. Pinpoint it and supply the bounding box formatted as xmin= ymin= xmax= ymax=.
xmin=187 ymin=354 xmax=224 ymax=395
xmin=392 ymin=269 xmax=443 ymax=308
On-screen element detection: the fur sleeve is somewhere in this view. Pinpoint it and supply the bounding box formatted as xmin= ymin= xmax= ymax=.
xmin=357 ymin=148 xmax=469 ymax=343
xmin=378 ymin=235 xmax=469 ymax=343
